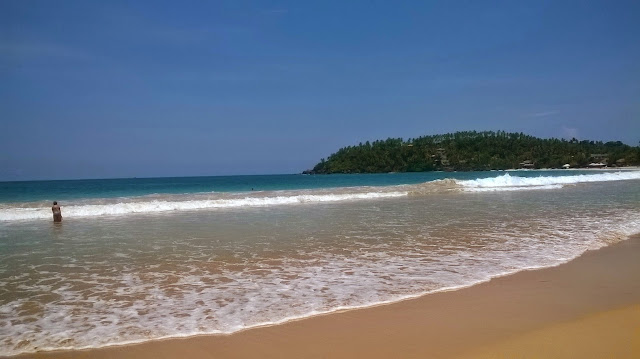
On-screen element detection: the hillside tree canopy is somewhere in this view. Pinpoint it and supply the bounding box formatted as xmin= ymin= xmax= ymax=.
xmin=308 ymin=131 xmax=640 ymax=174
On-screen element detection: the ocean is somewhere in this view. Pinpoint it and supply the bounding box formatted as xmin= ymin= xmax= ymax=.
xmin=1 ymin=170 xmax=639 ymax=356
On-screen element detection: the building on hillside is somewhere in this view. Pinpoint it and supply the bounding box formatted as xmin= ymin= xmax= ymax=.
xmin=519 ymin=160 xmax=535 ymax=169
xmin=590 ymin=154 xmax=608 ymax=164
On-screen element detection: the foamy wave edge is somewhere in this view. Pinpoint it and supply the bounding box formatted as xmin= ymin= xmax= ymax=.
xmin=0 ymin=192 xmax=408 ymax=221
xmin=13 ymin=228 xmax=639 ymax=357
xmin=2 ymin=171 xmax=639 ymax=221
xmin=459 ymin=171 xmax=640 ymax=192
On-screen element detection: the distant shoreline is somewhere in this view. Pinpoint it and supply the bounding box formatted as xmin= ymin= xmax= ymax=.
xmin=308 ymin=131 xmax=640 ymax=174
xmin=304 ymin=165 xmax=640 ymax=175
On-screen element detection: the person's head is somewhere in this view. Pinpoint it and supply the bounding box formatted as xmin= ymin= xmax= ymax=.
xmin=53 ymin=201 xmax=57 ymax=205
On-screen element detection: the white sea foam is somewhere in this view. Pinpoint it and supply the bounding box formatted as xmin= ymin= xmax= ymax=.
xmin=1 ymin=179 xmax=639 ymax=356
xmin=1 ymin=212 xmax=638 ymax=356
xmin=0 ymin=192 xmax=407 ymax=221
xmin=464 ymin=184 xmax=564 ymax=192
xmin=1 ymin=171 xmax=639 ymax=221
xmin=459 ymin=171 xmax=640 ymax=192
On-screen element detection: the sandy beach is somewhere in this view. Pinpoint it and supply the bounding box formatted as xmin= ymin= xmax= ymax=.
xmin=9 ymin=233 xmax=638 ymax=359
xmin=5 ymin=0 xmax=640 ymax=356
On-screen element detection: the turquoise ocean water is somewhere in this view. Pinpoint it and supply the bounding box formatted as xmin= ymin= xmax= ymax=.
xmin=1 ymin=170 xmax=639 ymax=356
xmin=0 ymin=170 xmax=601 ymax=203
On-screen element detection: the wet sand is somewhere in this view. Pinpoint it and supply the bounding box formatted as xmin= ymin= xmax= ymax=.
xmin=12 ymin=234 xmax=640 ymax=359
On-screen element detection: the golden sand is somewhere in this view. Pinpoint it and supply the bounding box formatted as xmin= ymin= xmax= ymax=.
xmin=12 ymin=235 xmax=640 ymax=359
xmin=458 ymin=304 xmax=640 ymax=359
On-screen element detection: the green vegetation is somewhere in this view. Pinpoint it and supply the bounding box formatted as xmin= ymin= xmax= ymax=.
xmin=307 ymin=131 xmax=640 ymax=174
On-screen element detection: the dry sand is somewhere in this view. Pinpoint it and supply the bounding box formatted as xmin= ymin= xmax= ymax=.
xmin=11 ymin=234 xmax=640 ymax=359
xmin=458 ymin=304 xmax=640 ymax=359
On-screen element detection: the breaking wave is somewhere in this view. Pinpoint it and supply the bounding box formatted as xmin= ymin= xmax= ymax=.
xmin=0 ymin=192 xmax=407 ymax=221
xmin=1 ymin=171 xmax=638 ymax=221
xmin=458 ymin=171 xmax=640 ymax=192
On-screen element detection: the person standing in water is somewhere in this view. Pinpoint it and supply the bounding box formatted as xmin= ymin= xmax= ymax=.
xmin=52 ymin=201 xmax=62 ymax=222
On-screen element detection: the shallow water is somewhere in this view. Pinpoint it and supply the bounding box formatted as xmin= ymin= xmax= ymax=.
xmin=0 ymin=171 xmax=639 ymax=355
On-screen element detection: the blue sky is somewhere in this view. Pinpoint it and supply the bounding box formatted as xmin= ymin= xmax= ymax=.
xmin=1 ymin=0 xmax=639 ymax=180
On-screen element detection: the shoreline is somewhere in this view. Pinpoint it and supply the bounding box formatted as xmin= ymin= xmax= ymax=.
xmin=8 ymin=233 xmax=640 ymax=359
xmin=3 ymin=260 xmax=575 ymax=356
xmin=308 ymin=166 xmax=640 ymax=175
xmin=4 ymin=170 xmax=640 ymax=223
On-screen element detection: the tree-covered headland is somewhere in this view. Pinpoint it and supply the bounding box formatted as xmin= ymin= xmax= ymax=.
xmin=307 ymin=131 xmax=640 ymax=174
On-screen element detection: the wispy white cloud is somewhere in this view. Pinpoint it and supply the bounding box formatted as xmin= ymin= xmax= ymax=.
xmin=527 ymin=110 xmax=559 ymax=118
xmin=561 ymin=126 xmax=579 ymax=139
